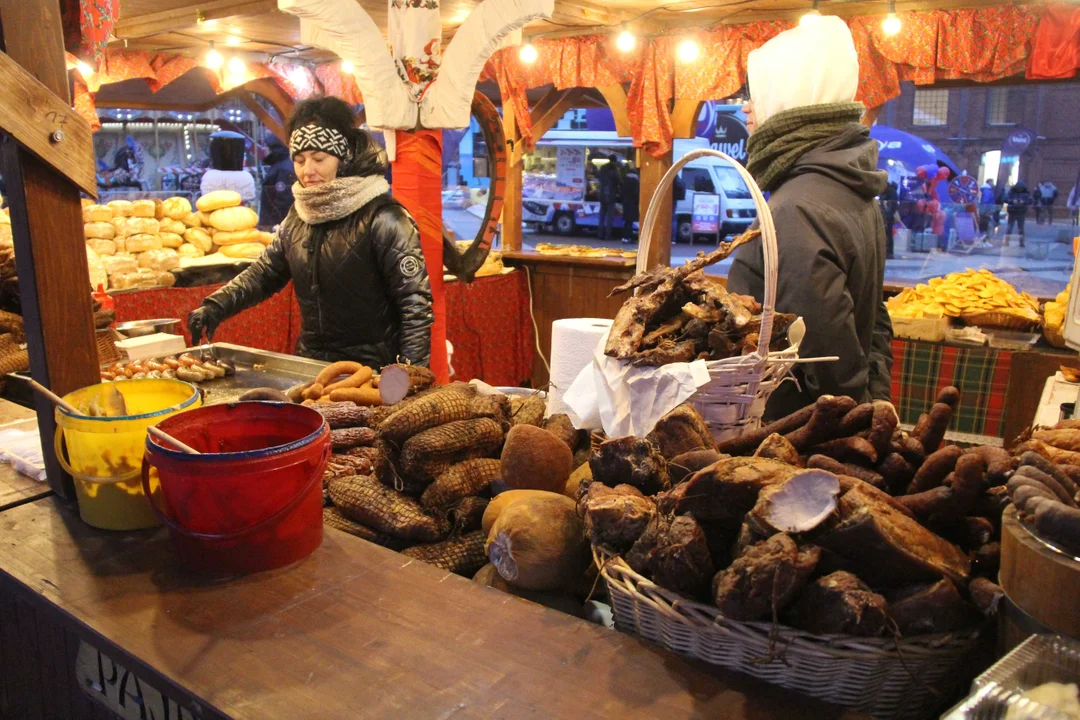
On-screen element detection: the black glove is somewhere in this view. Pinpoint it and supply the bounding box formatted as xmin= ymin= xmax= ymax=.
xmin=187 ymin=305 xmax=222 ymax=345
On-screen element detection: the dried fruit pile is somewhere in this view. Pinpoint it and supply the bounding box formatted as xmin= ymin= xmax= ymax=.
xmin=578 ymin=390 xmax=1010 ymax=637
xmin=886 ymin=268 xmax=1041 ymax=326
xmin=318 ymin=384 xmax=595 ymax=587
xmin=604 ymin=229 xmax=796 ymax=367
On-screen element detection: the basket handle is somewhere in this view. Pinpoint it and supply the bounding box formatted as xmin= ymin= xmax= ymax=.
xmin=637 ymin=148 xmax=778 ymax=360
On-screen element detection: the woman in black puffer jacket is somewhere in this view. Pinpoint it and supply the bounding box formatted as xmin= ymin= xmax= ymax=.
xmin=188 ymin=97 xmax=433 ymax=369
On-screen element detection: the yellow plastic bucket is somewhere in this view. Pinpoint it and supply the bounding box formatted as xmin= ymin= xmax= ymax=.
xmin=55 ymin=379 xmax=202 ymax=530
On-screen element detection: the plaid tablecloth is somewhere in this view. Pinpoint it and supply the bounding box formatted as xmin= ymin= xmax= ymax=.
xmin=113 ymin=271 xmax=535 ymax=387
xmin=890 ymin=338 xmax=1011 ymax=437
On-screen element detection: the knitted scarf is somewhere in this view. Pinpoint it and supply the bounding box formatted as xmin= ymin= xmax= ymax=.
xmin=292 ymin=175 xmax=390 ymax=225
xmin=746 ymin=102 xmax=865 ymax=193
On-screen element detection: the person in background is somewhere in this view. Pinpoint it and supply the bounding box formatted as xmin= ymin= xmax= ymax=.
xmin=1033 ymin=184 xmax=1043 ymax=224
xmin=727 ymin=16 xmax=893 ymax=419
xmin=1067 ymin=174 xmax=1080 ymax=226
xmin=621 ymin=165 xmax=640 ymax=244
xmin=1005 ymin=181 xmax=1032 ymax=246
xmin=188 ymin=96 xmax=433 ymax=368
xmin=598 ymin=154 xmax=622 ymax=242
xmin=880 ymin=181 xmax=898 ymax=259
xmin=981 ymin=179 xmax=996 ymax=205
xmin=1039 ymin=180 xmax=1059 ymax=224
xmin=257 ymin=136 xmax=297 ymax=230
xmin=200 ymin=130 xmax=256 ymax=204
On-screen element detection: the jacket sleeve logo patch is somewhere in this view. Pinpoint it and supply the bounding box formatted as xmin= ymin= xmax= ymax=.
xmin=399 ymin=255 xmax=422 ymax=278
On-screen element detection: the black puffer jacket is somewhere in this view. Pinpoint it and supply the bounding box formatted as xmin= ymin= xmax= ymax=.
xmin=728 ymin=124 xmax=893 ymax=420
xmin=203 ymin=194 xmax=433 ymax=369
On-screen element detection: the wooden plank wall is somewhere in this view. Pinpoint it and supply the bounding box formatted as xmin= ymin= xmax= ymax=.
xmin=509 ymin=258 xmax=634 ymax=387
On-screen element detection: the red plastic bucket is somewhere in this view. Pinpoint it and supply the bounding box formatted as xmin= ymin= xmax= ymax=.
xmin=142 ymin=402 xmax=330 ymax=575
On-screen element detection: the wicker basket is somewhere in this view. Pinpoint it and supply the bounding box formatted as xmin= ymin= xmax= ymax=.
xmin=959 ymin=310 xmax=1041 ymax=332
xmin=635 ymin=149 xmax=802 ymax=440
xmin=596 ymin=547 xmax=981 ymax=720
xmin=95 ymin=328 xmax=123 ymax=366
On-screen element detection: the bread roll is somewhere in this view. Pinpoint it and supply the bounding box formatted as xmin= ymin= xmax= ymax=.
xmin=159 ymin=218 xmax=185 ymax=235
xmin=113 ymin=235 xmax=126 ymax=253
xmin=81 ymin=198 xmax=94 ymax=208
xmin=177 ymin=243 xmax=205 ymax=258
xmin=108 ymin=271 xmax=138 ymax=290
xmin=153 ymin=199 xmax=166 ymax=221
xmin=162 ymin=196 xmax=192 ymax=220
xmin=86 ymin=205 xmax=114 ymax=223
xmin=130 ymin=199 xmax=155 ymax=218
xmin=125 ymin=217 xmax=159 ymax=236
xmin=196 ymin=190 xmax=242 ymax=212
xmin=0 ymin=209 xmax=9 ymax=224
xmin=180 ymin=212 xmax=202 ymax=228
xmin=107 ymin=200 xmax=132 ymax=217
xmin=85 ymin=245 xmax=108 ymax=290
xmin=208 ymin=206 xmax=258 ymax=232
xmin=86 ymin=238 xmax=116 ymax=256
xmin=0 ymin=224 xmax=11 ymax=245
xmin=84 ymin=222 xmax=115 ymax=240
xmin=137 ymin=248 xmax=180 ymax=272
xmin=126 ymin=233 xmax=162 ymax=252
xmin=257 ymin=231 xmax=275 ymax=245
xmin=219 ymin=242 xmax=264 ymax=259
xmin=155 ymin=270 xmax=176 ymax=287
xmin=159 ymin=232 xmax=184 ymax=249
xmin=184 ymin=227 xmax=213 ymax=253
xmin=110 ymin=216 xmax=128 ymax=237
xmin=102 ymin=254 xmax=138 ymax=276
xmin=213 ymin=228 xmax=261 ymax=246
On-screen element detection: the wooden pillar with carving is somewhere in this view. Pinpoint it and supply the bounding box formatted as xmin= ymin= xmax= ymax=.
xmin=0 ymin=0 xmax=100 ymax=499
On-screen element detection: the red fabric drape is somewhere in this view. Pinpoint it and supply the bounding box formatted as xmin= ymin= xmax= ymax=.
xmin=1028 ymin=4 xmax=1080 ymax=80
xmin=487 ymin=3 xmax=1062 ymax=158
xmin=392 ymin=131 xmax=450 ymax=384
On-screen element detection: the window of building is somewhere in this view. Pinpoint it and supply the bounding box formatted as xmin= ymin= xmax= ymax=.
xmin=986 ymin=87 xmax=1011 ymax=126
xmin=913 ymin=89 xmax=949 ymax=126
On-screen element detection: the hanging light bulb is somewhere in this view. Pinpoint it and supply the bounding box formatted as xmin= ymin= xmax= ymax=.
xmin=205 ymin=41 xmax=223 ymax=70
xmin=677 ymin=38 xmax=699 ymax=63
xmin=800 ymin=0 xmax=821 ymax=26
xmin=227 ymin=56 xmax=246 ymax=75
xmin=340 ymin=59 xmax=354 ymax=74
xmin=882 ymin=1 xmax=901 ymax=35
xmin=75 ymin=60 xmax=94 ymax=77
xmin=519 ymin=42 xmax=537 ymax=63
xmin=226 ymin=35 xmax=242 ymax=47
xmin=616 ymin=29 xmax=635 ymax=52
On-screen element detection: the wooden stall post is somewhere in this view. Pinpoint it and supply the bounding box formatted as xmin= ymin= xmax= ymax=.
xmin=0 ymin=0 xmax=100 ymax=500
xmin=501 ymin=100 xmax=524 ymax=252
xmin=638 ymin=148 xmax=674 ymax=269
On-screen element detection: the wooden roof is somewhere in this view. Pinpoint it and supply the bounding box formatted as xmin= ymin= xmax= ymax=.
xmin=113 ymin=0 xmax=1028 ymax=57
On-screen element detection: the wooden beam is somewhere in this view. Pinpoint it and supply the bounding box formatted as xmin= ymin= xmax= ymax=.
xmin=671 ymin=98 xmax=703 ymax=140
xmin=638 ymin=147 xmax=673 ymax=269
xmin=244 ymin=78 xmax=296 ymax=127
xmin=114 ymin=0 xmax=279 ymax=39
xmin=0 ymin=0 xmax=100 ymax=501
xmin=237 ymin=91 xmax=287 ymax=144
xmin=596 ymin=84 xmax=632 ymax=136
xmin=502 ymin=99 xmax=523 ymax=252
xmin=530 ymin=88 xmax=582 ymax=145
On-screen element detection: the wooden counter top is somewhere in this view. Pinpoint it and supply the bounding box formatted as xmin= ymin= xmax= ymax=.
xmin=0 ymin=401 xmax=49 ymax=510
xmin=0 ymin=496 xmax=859 ymax=720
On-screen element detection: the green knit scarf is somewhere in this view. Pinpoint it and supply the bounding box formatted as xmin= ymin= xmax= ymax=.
xmin=746 ymin=102 xmax=866 ymax=192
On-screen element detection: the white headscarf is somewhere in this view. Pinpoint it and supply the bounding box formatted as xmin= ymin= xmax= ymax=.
xmin=747 ymin=16 xmax=860 ymax=126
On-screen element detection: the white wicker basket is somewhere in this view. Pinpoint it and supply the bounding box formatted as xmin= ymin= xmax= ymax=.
xmin=596 ymin=547 xmax=981 ymax=720
xmin=635 ymin=149 xmax=802 ymax=441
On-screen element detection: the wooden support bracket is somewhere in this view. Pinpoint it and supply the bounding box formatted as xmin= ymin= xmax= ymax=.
xmin=671 ymin=98 xmax=704 ymax=140
xmin=236 ymin=92 xmax=287 ymax=144
xmin=596 ymin=84 xmax=632 ymax=137
xmin=0 ymin=51 xmax=95 ymax=196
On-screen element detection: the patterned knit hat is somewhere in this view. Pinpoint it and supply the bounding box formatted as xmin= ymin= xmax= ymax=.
xmin=289 ymin=123 xmax=354 ymax=162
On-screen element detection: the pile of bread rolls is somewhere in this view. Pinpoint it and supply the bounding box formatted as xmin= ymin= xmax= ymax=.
xmin=82 ymin=191 xmax=272 ymax=291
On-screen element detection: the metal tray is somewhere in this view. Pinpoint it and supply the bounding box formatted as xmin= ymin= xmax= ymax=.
xmin=942 ymin=683 xmax=1073 ymax=719
xmin=974 ymin=635 xmax=1080 ymax=694
xmin=3 ymin=343 xmax=328 ymax=408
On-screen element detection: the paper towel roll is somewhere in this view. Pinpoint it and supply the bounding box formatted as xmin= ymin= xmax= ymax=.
xmin=547 ymin=318 xmax=612 ymax=418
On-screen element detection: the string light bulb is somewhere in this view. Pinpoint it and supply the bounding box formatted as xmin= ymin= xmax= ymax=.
xmin=226 ymin=35 xmax=242 ymax=47
xmin=519 ymin=42 xmax=537 ymax=63
xmin=800 ymin=0 xmax=821 ymax=26
xmin=227 ymin=56 xmax=246 ymax=75
xmin=205 ymin=41 xmax=223 ymax=70
xmin=677 ymin=38 xmax=699 ymax=63
xmin=341 ymin=60 xmax=354 ymax=74
xmin=882 ymin=1 xmax=901 ymax=35
xmin=616 ymin=29 xmax=635 ymax=52
xmin=75 ymin=60 xmax=94 ymax=77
